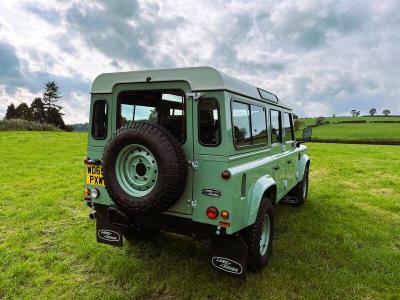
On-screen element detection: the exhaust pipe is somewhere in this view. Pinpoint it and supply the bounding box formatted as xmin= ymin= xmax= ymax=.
xmin=89 ymin=212 xmax=96 ymax=220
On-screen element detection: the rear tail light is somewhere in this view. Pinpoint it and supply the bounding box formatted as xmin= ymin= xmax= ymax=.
xmin=221 ymin=210 xmax=229 ymax=219
xmin=206 ymin=206 xmax=218 ymax=219
xmin=84 ymin=188 xmax=90 ymax=196
xmin=221 ymin=170 xmax=231 ymax=179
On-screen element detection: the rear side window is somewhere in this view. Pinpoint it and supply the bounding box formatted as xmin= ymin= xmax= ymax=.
xmin=198 ymin=99 xmax=221 ymax=146
xmin=232 ymin=101 xmax=267 ymax=147
xmin=270 ymin=109 xmax=282 ymax=144
xmin=91 ymin=100 xmax=107 ymax=139
xmin=284 ymin=112 xmax=295 ymax=142
xmin=232 ymin=102 xmax=251 ymax=146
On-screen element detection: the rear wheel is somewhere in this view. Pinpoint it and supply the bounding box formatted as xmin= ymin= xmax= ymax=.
xmin=243 ymin=197 xmax=274 ymax=272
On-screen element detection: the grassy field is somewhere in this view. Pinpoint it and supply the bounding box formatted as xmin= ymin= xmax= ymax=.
xmin=296 ymin=116 xmax=400 ymax=140
xmin=299 ymin=116 xmax=400 ymax=127
xmin=0 ymin=132 xmax=399 ymax=299
xmin=298 ymin=123 xmax=400 ymax=140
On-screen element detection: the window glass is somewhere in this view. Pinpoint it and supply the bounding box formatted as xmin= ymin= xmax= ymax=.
xmin=270 ymin=109 xmax=282 ymax=144
xmin=198 ymin=99 xmax=221 ymax=146
xmin=284 ymin=112 xmax=294 ymax=142
xmin=118 ymin=91 xmax=185 ymax=141
xmin=232 ymin=102 xmax=251 ymax=146
xmin=91 ymin=100 xmax=107 ymax=139
xmin=251 ymin=105 xmax=267 ymax=145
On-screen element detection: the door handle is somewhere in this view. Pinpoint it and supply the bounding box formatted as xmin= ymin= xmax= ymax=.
xmin=273 ymin=166 xmax=280 ymax=171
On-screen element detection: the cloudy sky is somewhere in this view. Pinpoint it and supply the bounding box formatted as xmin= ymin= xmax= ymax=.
xmin=0 ymin=0 xmax=399 ymax=123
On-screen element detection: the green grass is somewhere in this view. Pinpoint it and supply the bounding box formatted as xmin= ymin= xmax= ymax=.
xmin=299 ymin=123 xmax=400 ymax=140
xmin=0 ymin=132 xmax=399 ymax=299
xmin=300 ymin=116 xmax=400 ymax=127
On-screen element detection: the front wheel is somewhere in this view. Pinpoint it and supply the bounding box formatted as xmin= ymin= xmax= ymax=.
xmin=243 ymin=197 xmax=274 ymax=272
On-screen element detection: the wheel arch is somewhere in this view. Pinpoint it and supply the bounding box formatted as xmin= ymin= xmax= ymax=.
xmin=247 ymin=175 xmax=277 ymax=226
xmin=298 ymin=153 xmax=310 ymax=182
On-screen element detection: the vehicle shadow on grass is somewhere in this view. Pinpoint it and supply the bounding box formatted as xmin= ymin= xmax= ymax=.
xmin=105 ymin=202 xmax=315 ymax=297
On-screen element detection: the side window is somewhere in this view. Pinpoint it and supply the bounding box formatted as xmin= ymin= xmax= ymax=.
xmin=198 ymin=99 xmax=221 ymax=146
xmin=91 ymin=100 xmax=107 ymax=139
xmin=270 ymin=109 xmax=282 ymax=144
xmin=284 ymin=112 xmax=295 ymax=142
xmin=250 ymin=105 xmax=267 ymax=145
xmin=232 ymin=102 xmax=251 ymax=146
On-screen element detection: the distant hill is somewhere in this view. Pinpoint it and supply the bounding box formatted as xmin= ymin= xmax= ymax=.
xmin=70 ymin=123 xmax=89 ymax=132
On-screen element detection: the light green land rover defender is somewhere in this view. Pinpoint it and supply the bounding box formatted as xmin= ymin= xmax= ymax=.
xmin=84 ymin=66 xmax=310 ymax=278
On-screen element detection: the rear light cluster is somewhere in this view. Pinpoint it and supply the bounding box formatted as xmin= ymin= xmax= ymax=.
xmin=206 ymin=206 xmax=230 ymax=228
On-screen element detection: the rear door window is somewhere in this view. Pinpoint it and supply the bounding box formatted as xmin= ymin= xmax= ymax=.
xmin=117 ymin=91 xmax=185 ymax=142
xmin=250 ymin=105 xmax=267 ymax=145
xmin=283 ymin=112 xmax=294 ymax=142
xmin=270 ymin=109 xmax=282 ymax=144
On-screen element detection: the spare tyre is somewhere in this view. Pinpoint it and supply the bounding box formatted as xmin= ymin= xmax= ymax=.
xmin=102 ymin=122 xmax=187 ymax=214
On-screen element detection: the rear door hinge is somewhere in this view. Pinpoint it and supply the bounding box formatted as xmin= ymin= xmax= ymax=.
xmin=187 ymin=198 xmax=197 ymax=208
xmin=188 ymin=160 xmax=198 ymax=170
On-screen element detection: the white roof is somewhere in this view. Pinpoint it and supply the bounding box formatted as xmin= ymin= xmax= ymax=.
xmin=91 ymin=66 xmax=290 ymax=108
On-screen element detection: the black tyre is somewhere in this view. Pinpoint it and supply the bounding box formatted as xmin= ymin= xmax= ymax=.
xmin=290 ymin=167 xmax=309 ymax=207
xmin=243 ymin=196 xmax=274 ymax=272
xmin=102 ymin=122 xmax=187 ymax=214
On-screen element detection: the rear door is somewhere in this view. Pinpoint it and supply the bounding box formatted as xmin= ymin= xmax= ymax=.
xmin=269 ymin=108 xmax=286 ymax=198
xmin=112 ymin=82 xmax=194 ymax=215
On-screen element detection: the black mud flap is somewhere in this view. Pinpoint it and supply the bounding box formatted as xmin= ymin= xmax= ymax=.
xmin=211 ymin=234 xmax=248 ymax=280
xmin=96 ymin=212 xmax=123 ymax=247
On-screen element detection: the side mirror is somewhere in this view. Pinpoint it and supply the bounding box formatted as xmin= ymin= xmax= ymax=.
xmin=302 ymin=127 xmax=312 ymax=141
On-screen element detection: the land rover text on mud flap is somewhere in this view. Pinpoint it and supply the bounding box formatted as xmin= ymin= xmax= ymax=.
xmin=84 ymin=67 xmax=310 ymax=279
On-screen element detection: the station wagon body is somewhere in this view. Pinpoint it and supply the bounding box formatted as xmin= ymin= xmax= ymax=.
xmin=84 ymin=66 xmax=310 ymax=277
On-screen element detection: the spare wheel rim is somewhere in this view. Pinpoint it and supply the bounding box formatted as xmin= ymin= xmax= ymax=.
xmin=115 ymin=144 xmax=158 ymax=197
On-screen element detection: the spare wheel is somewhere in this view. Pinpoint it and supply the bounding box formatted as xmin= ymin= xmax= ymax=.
xmin=102 ymin=122 xmax=187 ymax=214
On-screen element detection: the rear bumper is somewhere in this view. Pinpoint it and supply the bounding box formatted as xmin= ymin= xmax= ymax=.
xmin=91 ymin=203 xmax=226 ymax=239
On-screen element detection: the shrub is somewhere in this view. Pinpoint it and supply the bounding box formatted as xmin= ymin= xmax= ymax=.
xmin=0 ymin=119 xmax=62 ymax=131
xmin=338 ymin=120 xmax=367 ymax=124
xmin=316 ymin=116 xmax=326 ymax=126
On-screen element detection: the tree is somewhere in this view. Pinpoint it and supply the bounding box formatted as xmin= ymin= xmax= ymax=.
xmin=355 ymin=111 xmax=360 ymax=117
xmin=382 ymin=109 xmax=391 ymax=116
xmin=15 ymin=103 xmax=33 ymax=120
xmin=369 ymin=108 xmax=377 ymax=116
xmin=31 ymin=97 xmax=46 ymax=123
xmin=5 ymin=103 xmax=17 ymax=119
xmin=351 ymin=109 xmax=357 ymax=117
xmin=42 ymin=81 xmax=66 ymax=128
xmin=47 ymin=107 xmax=66 ymax=129
xmin=332 ymin=114 xmax=336 ymax=118
xmin=316 ymin=116 xmax=325 ymax=125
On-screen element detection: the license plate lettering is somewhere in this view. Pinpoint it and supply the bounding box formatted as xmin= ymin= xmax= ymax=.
xmin=86 ymin=164 xmax=105 ymax=186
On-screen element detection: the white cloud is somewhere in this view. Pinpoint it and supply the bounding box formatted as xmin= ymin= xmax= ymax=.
xmin=0 ymin=0 xmax=399 ymax=124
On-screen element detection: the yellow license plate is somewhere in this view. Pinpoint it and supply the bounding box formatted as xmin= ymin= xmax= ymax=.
xmin=85 ymin=164 xmax=105 ymax=186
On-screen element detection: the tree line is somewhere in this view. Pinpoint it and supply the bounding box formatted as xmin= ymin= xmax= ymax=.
xmin=350 ymin=108 xmax=391 ymax=117
xmin=4 ymin=81 xmax=69 ymax=130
